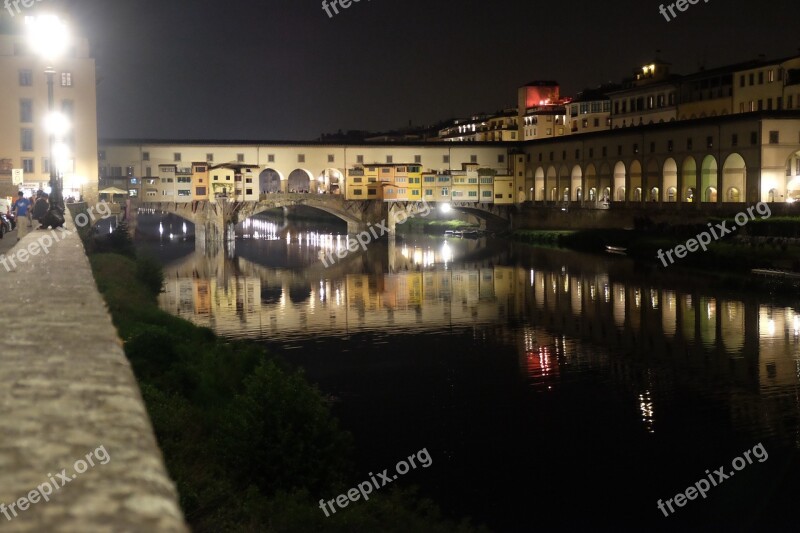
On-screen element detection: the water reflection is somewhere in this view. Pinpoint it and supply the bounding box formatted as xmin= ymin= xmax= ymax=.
xmin=157 ymin=237 xmax=800 ymax=447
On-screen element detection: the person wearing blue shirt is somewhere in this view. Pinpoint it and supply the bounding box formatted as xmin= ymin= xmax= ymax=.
xmin=12 ymin=191 xmax=31 ymax=241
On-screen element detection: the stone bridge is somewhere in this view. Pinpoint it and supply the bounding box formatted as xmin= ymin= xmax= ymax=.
xmin=133 ymin=194 xmax=515 ymax=242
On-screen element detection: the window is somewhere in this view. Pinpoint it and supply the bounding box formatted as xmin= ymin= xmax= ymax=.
xmin=758 ymin=71 xmax=764 ymax=84
xmin=298 ymin=154 xmax=305 ymax=163
xmin=386 ymin=155 xmax=393 ymax=164
xmin=706 ymin=136 xmax=713 ymax=149
xmin=731 ymin=134 xmax=738 ymax=147
xmin=686 ymin=138 xmax=693 ymax=150
xmin=357 ymin=155 xmax=364 ymax=164
xmin=237 ymin=153 xmax=245 ymax=162
xmin=61 ymin=100 xmax=74 ymax=117
xmin=142 ymin=152 xmax=150 ymax=161
xmin=327 ymin=154 xmax=335 ymax=163
xmin=750 ymin=132 xmax=758 ymax=145
xmin=42 ymin=158 xmax=50 ymax=174
xmin=441 ymin=187 xmax=449 ymax=195
xmin=20 ymin=99 xmax=33 ymax=123
xmin=768 ymin=69 xmax=774 ymax=83
xmin=60 ymin=72 xmax=73 ymax=87
xmin=617 ymin=145 xmax=623 ymax=156
xmin=633 ymin=144 xmax=639 ymax=154
xmin=22 ymin=158 xmax=34 ymax=173
xmin=174 ymin=153 xmax=181 ymax=162
xmin=195 ymin=166 xmax=206 ymax=173
xmin=145 ymin=167 xmax=151 ymax=177
xmin=21 ymin=128 xmax=33 ymax=151
xmin=739 ymin=75 xmax=745 ymax=87
xmin=443 ymin=155 xmax=450 ymax=164
xmin=19 ymin=69 xmax=33 ymax=86
xmin=498 ymin=154 xmax=506 ymax=164
xmin=768 ymin=131 xmax=779 ymax=144
xmin=177 ymin=190 xmax=191 ymax=197
xmin=246 ymin=188 xmax=253 ymax=195
xmin=414 ymin=155 xmax=421 ymax=164
xmin=267 ymin=154 xmax=274 ymax=163
xmin=126 ymin=166 xmax=134 ymax=176
xmin=470 ymin=155 xmax=478 ymax=163
xmin=650 ymin=142 xmax=655 ymax=153
xmin=667 ymin=140 xmax=674 ymax=152
xmin=367 ymin=188 xmax=377 ymax=195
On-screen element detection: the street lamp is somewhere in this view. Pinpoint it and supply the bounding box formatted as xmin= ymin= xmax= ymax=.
xmin=27 ymin=15 xmax=71 ymax=229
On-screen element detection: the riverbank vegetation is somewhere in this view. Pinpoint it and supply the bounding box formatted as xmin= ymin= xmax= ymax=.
xmin=79 ymin=218 xmax=486 ymax=531
xmin=514 ymin=216 xmax=800 ymax=273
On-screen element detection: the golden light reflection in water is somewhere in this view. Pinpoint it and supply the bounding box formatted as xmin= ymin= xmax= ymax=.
xmin=639 ymin=390 xmax=656 ymax=434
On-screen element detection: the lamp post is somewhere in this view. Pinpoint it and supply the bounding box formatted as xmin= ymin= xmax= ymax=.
xmin=27 ymin=15 xmax=70 ymax=229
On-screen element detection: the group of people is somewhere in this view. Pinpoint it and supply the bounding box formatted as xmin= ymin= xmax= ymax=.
xmin=11 ymin=190 xmax=51 ymax=241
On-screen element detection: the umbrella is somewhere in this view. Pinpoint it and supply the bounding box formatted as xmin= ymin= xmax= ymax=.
xmin=99 ymin=187 xmax=129 ymax=196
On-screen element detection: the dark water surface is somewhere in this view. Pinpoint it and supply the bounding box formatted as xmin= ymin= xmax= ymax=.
xmin=141 ymin=219 xmax=800 ymax=532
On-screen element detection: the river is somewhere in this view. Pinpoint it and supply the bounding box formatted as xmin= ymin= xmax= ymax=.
xmin=139 ymin=216 xmax=800 ymax=532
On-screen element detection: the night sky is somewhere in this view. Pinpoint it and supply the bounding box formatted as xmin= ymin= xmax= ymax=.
xmin=52 ymin=0 xmax=800 ymax=140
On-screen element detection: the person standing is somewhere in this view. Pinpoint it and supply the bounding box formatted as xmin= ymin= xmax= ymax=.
xmin=11 ymin=191 xmax=31 ymax=241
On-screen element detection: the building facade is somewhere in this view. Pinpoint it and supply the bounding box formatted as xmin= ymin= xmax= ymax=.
xmin=0 ymin=17 xmax=99 ymax=203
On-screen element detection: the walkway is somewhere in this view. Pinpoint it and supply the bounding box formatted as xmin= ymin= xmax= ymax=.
xmin=0 ymin=217 xmax=187 ymax=531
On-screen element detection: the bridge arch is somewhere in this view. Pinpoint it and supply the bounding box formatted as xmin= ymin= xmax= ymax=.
xmin=570 ymin=165 xmax=583 ymax=202
xmin=546 ymin=166 xmax=557 ymax=201
xmin=558 ymin=164 xmax=570 ymax=202
xmin=722 ymin=153 xmax=746 ymax=203
xmin=613 ymin=161 xmax=626 ymax=201
xmin=585 ymin=164 xmax=598 ymax=205
xmin=663 ymin=158 xmax=678 ymax=202
xmin=259 ymin=168 xmax=283 ymax=194
xmin=534 ymin=167 xmax=545 ymax=202
xmin=700 ymin=155 xmax=718 ymax=202
xmin=786 ymin=149 xmax=800 ymax=203
xmin=682 ymin=156 xmax=698 ymax=202
xmin=630 ymin=160 xmax=643 ymax=202
xmin=318 ymin=168 xmax=343 ymax=194
xmin=598 ymin=162 xmax=612 ymax=203
xmin=287 ymin=169 xmax=313 ymax=193
xmin=645 ymin=158 xmax=659 ymax=201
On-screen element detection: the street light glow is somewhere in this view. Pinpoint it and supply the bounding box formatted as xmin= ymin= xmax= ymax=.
xmin=439 ymin=203 xmax=452 ymax=214
xmin=45 ymin=111 xmax=71 ymax=136
xmin=53 ymin=142 xmax=71 ymax=169
xmin=26 ymin=15 xmax=71 ymax=62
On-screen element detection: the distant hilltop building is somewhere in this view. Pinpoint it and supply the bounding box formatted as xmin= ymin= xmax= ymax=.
xmin=437 ymin=51 xmax=800 ymax=143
